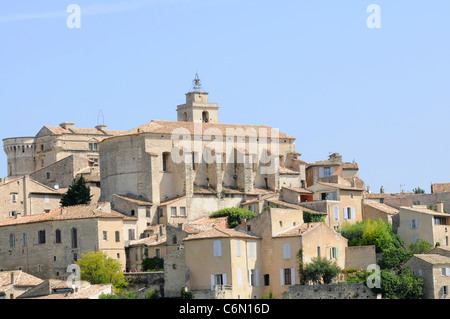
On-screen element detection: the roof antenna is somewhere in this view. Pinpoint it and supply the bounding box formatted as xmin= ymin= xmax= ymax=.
xmin=97 ymin=109 xmax=105 ymax=126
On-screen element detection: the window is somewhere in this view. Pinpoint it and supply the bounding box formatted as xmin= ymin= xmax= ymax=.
xmin=319 ymin=166 xmax=334 ymax=178
xmin=162 ymin=152 xmax=170 ymax=172
xmin=55 ymin=229 xmax=61 ymax=243
xmin=343 ymin=207 xmax=355 ymax=220
xmin=146 ymin=208 xmax=151 ymax=218
xmin=442 ymin=267 xmax=450 ymax=277
xmin=249 ymin=242 xmax=256 ymax=258
xmin=443 ymin=286 xmax=448 ymax=296
xmin=172 ymin=235 xmax=177 ymax=244
xmin=410 ymin=219 xmax=418 ymax=229
xmin=103 ymin=231 xmax=107 ymax=241
xmin=89 ymin=143 xmax=98 ymax=151
xmin=155 ymin=249 xmax=160 ymax=258
xmin=38 ymin=230 xmax=46 ymax=244
xmin=130 ymin=209 xmax=135 ymax=216
xmin=11 ymin=193 xmax=18 ymax=203
xmin=280 ymin=268 xmax=296 ymax=286
xmin=202 ymin=111 xmax=209 ymax=123
xmin=115 ymin=231 xmax=120 ymax=242
xmin=171 ymin=207 xmax=177 ymax=217
xmin=283 ymin=243 xmax=291 ymax=259
xmin=74 ymin=253 xmax=78 ymax=262
xmin=10 ymin=234 xmax=15 ymax=247
xmin=128 ymin=229 xmax=135 ymax=241
xmin=264 ymin=274 xmax=270 ymax=286
xmin=180 ymin=207 xmax=186 ymax=216
xmin=334 ymin=205 xmax=339 ymax=220
xmin=330 ymin=247 xmax=338 ymax=259
xmin=317 ymin=246 xmax=321 ymax=258
xmin=40 ymin=144 xmax=44 ymax=151
xmin=249 ymin=269 xmax=259 ymax=287
xmin=321 ymin=192 xmax=337 ymax=201
xmin=71 ymin=228 xmax=77 ymax=248
xmin=22 ymin=233 xmax=27 ymax=247
xmin=213 ymin=240 xmax=222 ymax=257
xmin=46 ymin=172 xmax=51 ymax=180
xmin=44 ymin=195 xmax=49 ymax=203
xmin=350 ymin=193 xmax=354 ymax=199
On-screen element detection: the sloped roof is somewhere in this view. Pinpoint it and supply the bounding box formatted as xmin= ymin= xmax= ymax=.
xmin=0 ymin=271 xmax=43 ymax=293
xmin=111 ymin=120 xmax=295 ymax=140
xmin=183 ymin=227 xmax=260 ymax=241
xmin=274 ymin=222 xmax=321 ymax=238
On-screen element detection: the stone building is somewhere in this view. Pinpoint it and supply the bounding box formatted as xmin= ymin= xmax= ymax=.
xmin=405 ymin=252 xmax=450 ymax=299
xmin=99 ymin=79 xmax=307 ymax=233
xmin=397 ymin=205 xmax=450 ymax=248
xmin=0 ymin=175 xmax=62 ymax=220
xmin=0 ymin=202 xmax=128 ymax=279
xmin=0 ymin=270 xmax=44 ymax=299
xmin=3 ymin=122 xmax=124 ymax=179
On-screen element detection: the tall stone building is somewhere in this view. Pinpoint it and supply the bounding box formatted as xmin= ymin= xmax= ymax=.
xmin=100 ymin=76 xmax=307 ymax=226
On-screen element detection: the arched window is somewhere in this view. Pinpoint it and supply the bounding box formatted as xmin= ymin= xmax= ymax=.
xmin=202 ymin=111 xmax=209 ymax=123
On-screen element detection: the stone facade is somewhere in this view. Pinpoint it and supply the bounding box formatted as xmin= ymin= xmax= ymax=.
xmin=0 ymin=175 xmax=61 ymax=220
xmin=282 ymin=282 xmax=378 ymax=299
xmin=345 ymin=245 xmax=377 ymax=270
xmin=0 ymin=203 xmax=126 ymax=279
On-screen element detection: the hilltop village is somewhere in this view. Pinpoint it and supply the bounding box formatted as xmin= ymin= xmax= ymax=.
xmin=0 ymin=77 xmax=449 ymax=299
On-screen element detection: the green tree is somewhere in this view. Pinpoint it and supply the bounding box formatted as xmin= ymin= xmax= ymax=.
xmin=301 ymin=257 xmax=342 ymax=284
xmin=408 ymin=239 xmax=432 ymax=254
xmin=142 ymin=256 xmax=164 ymax=272
xmin=60 ymin=176 xmax=92 ymax=207
xmin=412 ymin=187 xmax=425 ymax=194
xmin=145 ymin=289 xmax=160 ymax=299
xmin=209 ymin=207 xmax=256 ymax=228
xmin=180 ymin=288 xmax=194 ymax=299
xmin=375 ymin=268 xmax=423 ymax=299
xmin=76 ymin=251 xmax=128 ymax=290
xmin=340 ymin=219 xmax=404 ymax=253
xmin=377 ymin=247 xmax=412 ymax=271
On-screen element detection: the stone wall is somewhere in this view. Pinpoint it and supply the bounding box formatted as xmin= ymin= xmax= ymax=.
xmin=282 ymin=283 xmax=378 ymax=299
xmin=124 ymin=271 xmax=164 ymax=297
xmin=345 ymin=245 xmax=376 ymax=270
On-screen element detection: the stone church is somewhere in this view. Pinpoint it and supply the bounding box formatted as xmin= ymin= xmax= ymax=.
xmin=99 ymin=75 xmax=308 ymax=225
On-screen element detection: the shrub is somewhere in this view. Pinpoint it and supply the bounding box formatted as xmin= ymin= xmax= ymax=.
xmin=209 ymin=208 xmax=256 ymax=228
xmin=180 ymin=288 xmax=194 ymax=299
xmin=303 ymin=210 xmax=325 ymax=223
xmin=301 ymin=257 xmax=341 ymax=284
xmin=142 ymin=256 xmax=164 ymax=272
xmin=145 ymin=289 xmax=160 ymax=299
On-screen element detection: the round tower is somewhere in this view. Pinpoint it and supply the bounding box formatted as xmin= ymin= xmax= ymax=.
xmin=3 ymin=137 xmax=36 ymax=177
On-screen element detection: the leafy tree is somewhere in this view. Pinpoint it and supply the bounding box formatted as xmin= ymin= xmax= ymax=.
xmin=142 ymin=256 xmax=164 ymax=272
xmin=60 ymin=176 xmax=92 ymax=207
xmin=303 ymin=210 xmax=325 ymax=223
xmin=408 ymin=239 xmax=432 ymax=254
xmin=209 ymin=207 xmax=256 ymax=228
xmin=301 ymin=257 xmax=341 ymax=284
xmin=375 ymin=268 xmax=423 ymax=299
xmin=180 ymin=288 xmax=194 ymax=299
xmin=145 ymin=289 xmax=160 ymax=299
xmin=413 ymin=187 xmax=425 ymax=194
xmin=377 ymin=247 xmax=412 ymax=271
xmin=76 ymin=251 xmax=128 ymax=290
xmin=340 ymin=219 xmax=404 ymax=253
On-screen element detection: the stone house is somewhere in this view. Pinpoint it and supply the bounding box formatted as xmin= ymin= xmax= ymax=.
xmin=127 ymin=228 xmax=166 ymax=272
xmin=0 ymin=175 xmax=62 ymax=220
xmin=3 ymin=122 xmax=124 ymax=178
xmin=397 ymin=205 xmax=450 ymax=248
xmin=405 ymin=253 xmax=450 ymax=299
xmin=0 ymin=203 xmax=128 ymax=279
xmin=0 ymin=270 xmax=44 ymax=299
xmin=305 ymin=153 xmax=362 ymax=188
xmin=362 ymin=201 xmax=399 ymax=224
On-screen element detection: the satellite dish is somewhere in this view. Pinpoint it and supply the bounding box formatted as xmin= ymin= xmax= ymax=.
xmin=54 ymin=183 xmax=60 ymax=190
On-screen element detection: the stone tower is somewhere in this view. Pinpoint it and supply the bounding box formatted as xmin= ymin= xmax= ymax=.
xmin=176 ymin=74 xmax=219 ymax=123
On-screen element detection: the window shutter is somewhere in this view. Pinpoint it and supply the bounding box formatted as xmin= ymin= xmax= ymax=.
xmin=249 ymin=242 xmax=256 ymax=258
xmin=343 ymin=207 xmax=348 ymax=220
xmin=283 ymin=243 xmax=291 ymax=259
xmin=237 ymin=268 xmax=242 ymax=286
xmin=334 ymin=206 xmax=339 ymax=220
xmin=280 ymin=269 xmax=285 ymax=286
xmin=249 ymin=270 xmax=252 ymax=287
xmin=446 ymin=267 xmax=450 ymax=276
xmin=336 ymin=248 xmax=338 ymax=259
xmin=410 ymin=220 xmax=413 ymax=229
xmin=236 ymin=240 xmax=241 ymax=257
xmin=214 ymin=240 xmax=222 ymax=257
xmin=319 ymin=167 xmax=324 ymax=178
xmin=351 ymin=207 xmax=356 ymax=220
xmin=223 ymin=273 xmax=228 ymax=286
xmin=291 ymin=268 xmax=296 ymax=285
xmin=255 ymin=269 xmax=259 ymax=287
xmin=211 ymin=275 xmax=215 ymax=291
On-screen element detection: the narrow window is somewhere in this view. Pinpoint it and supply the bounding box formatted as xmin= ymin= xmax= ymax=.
xmin=202 ymin=111 xmax=209 ymax=123
xmin=162 ymin=152 xmax=170 ymax=172
xmin=115 ymin=231 xmax=120 ymax=242
xmin=10 ymin=234 xmax=15 ymax=247
xmin=180 ymin=207 xmax=186 ymax=216
xmin=213 ymin=240 xmax=222 ymax=257
xmin=71 ymin=228 xmax=77 ymax=248
xmin=171 ymin=207 xmax=177 ymax=217
xmin=55 ymin=229 xmax=61 ymax=243
xmin=103 ymin=231 xmax=107 ymax=241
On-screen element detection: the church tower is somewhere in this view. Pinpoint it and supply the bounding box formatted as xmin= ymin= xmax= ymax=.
xmin=176 ymin=74 xmax=219 ymax=123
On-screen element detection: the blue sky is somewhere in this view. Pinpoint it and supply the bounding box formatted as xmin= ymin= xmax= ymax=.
xmin=0 ymin=0 xmax=449 ymax=193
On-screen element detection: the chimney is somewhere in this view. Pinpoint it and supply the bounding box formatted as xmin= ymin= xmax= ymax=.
xmin=95 ymin=124 xmax=107 ymax=131
xmin=352 ymin=177 xmax=356 ymax=187
xmin=437 ymin=202 xmax=444 ymax=213
xmin=240 ymin=219 xmax=247 ymax=232
xmin=60 ymin=122 xmax=75 ymax=130
xmin=380 ymin=186 xmax=384 ymax=194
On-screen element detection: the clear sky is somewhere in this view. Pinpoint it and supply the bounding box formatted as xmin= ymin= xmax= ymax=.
xmin=1 ymin=0 xmax=449 ymax=194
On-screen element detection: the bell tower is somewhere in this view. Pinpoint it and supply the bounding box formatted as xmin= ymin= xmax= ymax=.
xmin=177 ymin=74 xmax=219 ymax=123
